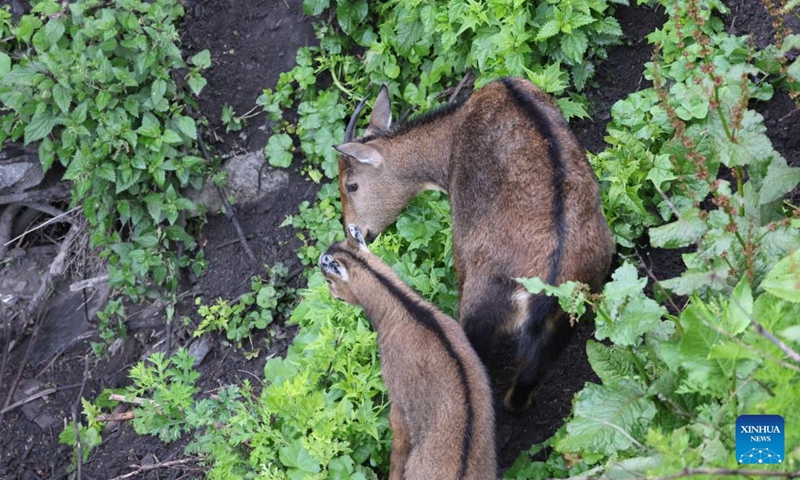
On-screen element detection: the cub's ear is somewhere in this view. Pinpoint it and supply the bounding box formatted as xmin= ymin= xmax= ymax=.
xmin=333 ymin=143 xmax=384 ymax=167
xmin=319 ymin=253 xmax=349 ymax=281
xmin=346 ymin=224 xmax=368 ymax=250
xmin=368 ymin=84 xmax=392 ymax=132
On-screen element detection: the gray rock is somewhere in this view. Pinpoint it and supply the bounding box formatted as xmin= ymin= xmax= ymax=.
xmin=186 ymin=149 xmax=288 ymax=214
xmin=0 ymin=161 xmax=43 ymax=195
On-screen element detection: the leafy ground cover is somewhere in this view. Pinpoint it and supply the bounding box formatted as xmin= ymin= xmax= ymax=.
xmin=0 ymin=0 xmax=798 ymax=478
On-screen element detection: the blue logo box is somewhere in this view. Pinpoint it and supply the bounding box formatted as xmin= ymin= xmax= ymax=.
xmin=736 ymin=415 xmax=784 ymax=464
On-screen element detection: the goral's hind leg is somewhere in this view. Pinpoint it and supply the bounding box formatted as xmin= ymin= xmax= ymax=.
xmin=504 ymin=308 xmax=574 ymax=411
xmin=388 ymin=404 xmax=411 ymax=480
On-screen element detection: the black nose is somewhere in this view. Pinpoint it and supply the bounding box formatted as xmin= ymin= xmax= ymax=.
xmin=365 ymin=230 xmax=376 ymax=243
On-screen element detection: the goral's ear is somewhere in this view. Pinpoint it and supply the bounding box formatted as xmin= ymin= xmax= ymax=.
xmin=319 ymin=253 xmax=349 ymax=282
xmin=346 ymin=224 xmax=368 ymax=251
xmin=368 ymin=84 xmax=392 ymax=133
xmin=333 ymin=143 xmax=384 ymax=167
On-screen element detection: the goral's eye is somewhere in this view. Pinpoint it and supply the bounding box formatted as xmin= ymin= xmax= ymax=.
xmin=346 ymin=183 xmax=359 ymax=193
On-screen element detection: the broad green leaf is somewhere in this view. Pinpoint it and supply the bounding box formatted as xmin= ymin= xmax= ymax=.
xmin=151 ymin=78 xmax=167 ymax=103
xmin=175 ymin=115 xmax=197 ymax=140
xmin=24 ymin=110 xmax=59 ymax=144
xmin=0 ymin=52 xmax=10 ymax=79
xmin=265 ymin=133 xmax=294 ymax=168
xmin=187 ymin=72 xmax=207 ymax=96
xmin=560 ymin=31 xmax=589 ymax=64
xmin=759 ymin=154 xmax=800 ymax=205
xmin=535 ymin=20 xmax=559 ymax=41
xmin=726 ymin=278 xmax=752 ymax=335
xmin=556 ymin=380 xmax=655 ymax=455
xmin=52 ymin=83 xmax=72 ymax=113
xmin=586 ymin=341 xmax=636 ymax=386
xmin=761 ymin=249 xmax=800 ymax=302
xmin=302 ymin=0 xmax=330 ymax=16
xmin=190 ymin=49 xmax=211 ymax=69
xmin=44 ymin=18 xmax=65 ymax=46
xmin=648 ymin=208 xmax=706 ymax=248
xmin=336 ymin=0 xmax=368 ymax=35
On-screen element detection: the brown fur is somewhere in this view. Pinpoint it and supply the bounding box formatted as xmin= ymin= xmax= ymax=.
xmin=335 ymin=78 xmax=614 ymax=410
xmin=320 ymin=227 xmax=496 ymax=480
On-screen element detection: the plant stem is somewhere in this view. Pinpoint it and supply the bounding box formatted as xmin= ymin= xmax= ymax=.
xmin=626 ymin=346 xmax=651 ymax=387
xmin=714 ymin=85 xmax=734 ymax=142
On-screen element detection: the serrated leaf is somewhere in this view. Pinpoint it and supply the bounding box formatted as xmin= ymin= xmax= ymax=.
xmin=96 ymin=163 xmax=116 ymax=182
xmin=44 ymin=19 xmax=65 ymax=46
xmin=265 ymin=133 xmax=294 ymax=168
xmin=561 ymin=31 xmax=588 ymax=64
xmin=151 ymin=78 xmax=166 ymax=104
xmin=190 ymin=49 xmax=211 ymax=69
xmin=136 ymin=232 xmax=159 ymax=249
xmin=535 ymin=20 xmax=559 ymax=41
xmin=556 ymin=381 xmax=655 ymax=455
xmin=52 ymin=83 xmax=72 ymax=114
xmin=162 ymin=129 xmax=182 ymax=144
xmin=175 ymin=116 xmax=197 ymax=140
xmin=24 ymin=110 xmax=58 ymax=144
xmin=761 ymin=249 xmax=800 ymax=302
xmin=187 ymin=73 xmax=207 ymax=96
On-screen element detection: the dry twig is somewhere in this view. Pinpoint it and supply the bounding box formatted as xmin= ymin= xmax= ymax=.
xmin=108 ymin=457 xmax=199 ymax=480
xmin=72 ymin=356 xmax=91 ymax=480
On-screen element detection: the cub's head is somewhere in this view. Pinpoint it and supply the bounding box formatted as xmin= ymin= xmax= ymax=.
xmin=319 ymin=224 xmax=370 ymax=305
xmin=335 ymin=86 xmax=414 ymax=242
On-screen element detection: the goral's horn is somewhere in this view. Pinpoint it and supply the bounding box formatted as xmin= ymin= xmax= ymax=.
xmin=344 ymin=96 xmax=369 ymax=143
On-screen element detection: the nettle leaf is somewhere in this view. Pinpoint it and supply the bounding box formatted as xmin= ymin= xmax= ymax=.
xmin=190 ymin=49 xmax=211 ymax=69
xmin=556 ymin=380 xmax=655 ymax=456
xmin=648 ymin=208 xmax=706 ymax=248
xmin=24 ymin=109 xmax=59 ymax=145
xmin=52 ymin=83 xmax=72 ymax=114
xmin=187 ymin=72 xmax=207 ymax=96
xmin=264 ymin=133 xmax=294 ymax=168
xmin=535 ymin=19 xmax=559 ymax=41
xmin=761 ymin=249 xmax=800 ymax=302
xmin=45 ymin=18 xmax=65 ymax=46
xmin=151 ymin=78 xmax=167 ymax=104
xmin=560 ymin=31 xmax=588 ymax=64
xmin=175 ymin=115 xmax=197 ymax=140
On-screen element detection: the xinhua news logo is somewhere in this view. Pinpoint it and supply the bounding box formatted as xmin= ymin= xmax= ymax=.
xmin=736 ymin=415 xmax=784 ymax=465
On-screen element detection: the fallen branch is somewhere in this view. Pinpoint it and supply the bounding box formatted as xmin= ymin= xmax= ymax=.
xmin=22 ymin=202 xmax=76 ymax=224
xmin=0 ymin=387 xmax=56 ymax=414
xmin=647 ymin=468 xmax=800 ymax=479
xmin=109 ymin=392 xmax=161 ymax=409
xmin=96 ymin=411 xmax=136 ymax=422
xmin=448 ymin=70 xmax=474 ymax=104
xmin=108 ymin=457 xmax=199 ymax=480
xmin=4 ymin=205 xmax=81 ymax=248
xmin=69 ymin=274 xmax=109 ymax=292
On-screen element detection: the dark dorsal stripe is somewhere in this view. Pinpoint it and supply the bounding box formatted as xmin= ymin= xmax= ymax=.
xmin=500 ymin=78 xmax=566 ymax=285
xmin=328 ymin=246 xmax=475 ymax=479
xmin=360 ymin=95 xmax=468 ymax=144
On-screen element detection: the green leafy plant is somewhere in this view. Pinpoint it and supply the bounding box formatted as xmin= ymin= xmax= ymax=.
xmin=0 ymin=0 xmax=212 ymax=339
xmin=193 ymin=263 xmax=295 ymax=343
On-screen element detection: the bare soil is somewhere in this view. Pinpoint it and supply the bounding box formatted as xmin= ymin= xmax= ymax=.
xmin=0 ymin=0 xmax=797 ymax=479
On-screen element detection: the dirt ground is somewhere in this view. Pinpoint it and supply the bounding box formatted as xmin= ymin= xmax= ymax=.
xmin=0 ymin=0 xmax=797 ymax=479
